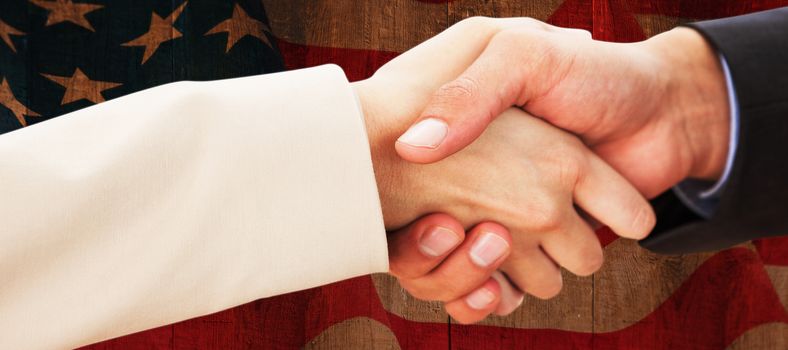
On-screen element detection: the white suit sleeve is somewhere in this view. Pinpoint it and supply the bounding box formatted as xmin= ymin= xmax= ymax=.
xmin=0 ymin=65 xmax=388 ymax=349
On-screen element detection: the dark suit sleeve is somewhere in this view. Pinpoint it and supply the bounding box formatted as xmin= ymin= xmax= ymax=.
xmin=640 ymin=7 xmax=788 ymax=254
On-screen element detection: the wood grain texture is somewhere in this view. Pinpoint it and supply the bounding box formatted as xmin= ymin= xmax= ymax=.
xmin=479 ymin=271 xmax=593 ymax=331
xmin=491 ymin=0 xmax=566 ymax=21
xmin=304 ymin=317 xmax=401 ymax=350
xmin=765 ymin=265 xmax=788 ymax=311
xmin=262 ymin=0 xmax=447 ymax=52
xmin=448 ymin=0 xmax=495 ymax=24
xmin=634 ymin=14 xmax=692 ymax=37
xmin=593 ymin=239 xmax=717 ymax=332
xmin=449 ymin=0 xmax=565 ymax=24
xmin=726 ymin=322 xmax=788 ymax=350
xmin=371 ymin=273 xmax=449 ymax=323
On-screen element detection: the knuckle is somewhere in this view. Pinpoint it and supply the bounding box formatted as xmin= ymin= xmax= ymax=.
xmin=544 ymin=142 xmax=587 ymax=187
xmin=491 ymin=27 xmax=546 ymax=50
xmin=525 ymin=199 xmax=565 ymax=232
xmin=492 ymin=27 xmax=525 ymax=42
xmin=567 ymin=28 xmax=593 ymax=39
xmin=557 ymin=157 xmax=583 ymax=188
xmin=489 ymin=29 xmax=527 ymax=51
xmin=436 ymin=75 xmax=480 ymax=101
xmin=457 ymin=16 xmax=494 ymax=31
xmin=521 ymin=17 xmax=553 ymax=31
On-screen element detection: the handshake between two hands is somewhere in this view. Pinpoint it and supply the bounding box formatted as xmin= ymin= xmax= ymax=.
xmin=352 ymin=17 xmax=730 ymax=323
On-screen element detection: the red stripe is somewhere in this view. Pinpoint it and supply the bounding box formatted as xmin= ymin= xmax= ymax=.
xmin=754 ymin=236 xmax=788 ymax=266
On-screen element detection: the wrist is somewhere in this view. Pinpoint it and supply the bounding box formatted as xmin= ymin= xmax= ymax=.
xmin=352 ymin=80 xmax=413 ymax=228
xmin=644 ymin=27 xmax=731 ymax=181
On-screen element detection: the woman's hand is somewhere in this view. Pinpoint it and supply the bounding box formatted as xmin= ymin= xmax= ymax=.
xmin=387 ymin=214 xmax=524 ymax=324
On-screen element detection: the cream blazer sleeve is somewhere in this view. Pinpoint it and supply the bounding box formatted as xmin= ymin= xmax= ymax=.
xmin=0 ymin=65 xmax=389 ymax=350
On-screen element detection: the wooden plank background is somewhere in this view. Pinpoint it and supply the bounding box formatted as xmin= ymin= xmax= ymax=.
xmin=259 ymin=1 xmax=788 ymax=349
xmin=10 ymin=0 xmax=771 ymax=348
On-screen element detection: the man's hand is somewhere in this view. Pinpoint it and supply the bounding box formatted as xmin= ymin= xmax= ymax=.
xmin=395 ymin=24 xmax=731 ymax=198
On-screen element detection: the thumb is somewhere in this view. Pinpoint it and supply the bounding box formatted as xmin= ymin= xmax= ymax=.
xmin=395 ymin=31 xmax=531 ymax=164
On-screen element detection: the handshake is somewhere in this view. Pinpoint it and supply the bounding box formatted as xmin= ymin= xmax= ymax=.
xmin=357 ymin=18 xmax=730 ymax=323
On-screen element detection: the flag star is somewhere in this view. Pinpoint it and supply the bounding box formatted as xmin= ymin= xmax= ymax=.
xmin=1 ymin=78 xmax=40 ymax=127
xmin=206 ymin=4 xmax=272 ymax=53
xmin=123 ymin=2 xmax=188 ymax=65
xmin=29 ymin=0 xmax=103 ymax=32
xmin=42 ymin=68 xmax=122 ymax=105
xmin=0 ymin=19 xmax=25 ymax=53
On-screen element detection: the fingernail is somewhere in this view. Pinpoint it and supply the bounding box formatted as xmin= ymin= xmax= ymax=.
xmin=418 ymin=226 xmax=460 ymax=257
xmin=466 ymin=286 xmax=496 ymax=310
xmin=491 ymin=271 xmax=525 ymax=316
xmin=469 ymin=233 xmax=509 ymax=267
xmin=397 ymin=118 xmax=448 ymax=148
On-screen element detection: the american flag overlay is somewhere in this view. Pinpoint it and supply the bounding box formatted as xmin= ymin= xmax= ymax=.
xmin=1 ymin=1 xmax=787 ymax=349
xmin=0 ymin=0 xmax=283 ymax=133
